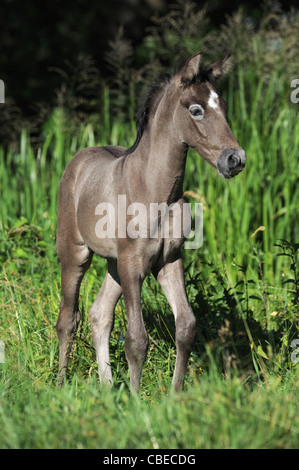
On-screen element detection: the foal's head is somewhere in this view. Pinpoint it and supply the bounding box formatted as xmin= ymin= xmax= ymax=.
xmin=173 ymin=52 xmax=246 ymax=179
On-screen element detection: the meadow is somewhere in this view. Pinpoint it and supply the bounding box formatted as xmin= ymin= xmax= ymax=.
xmin=0 ymin=3 xmax=299 ymax=449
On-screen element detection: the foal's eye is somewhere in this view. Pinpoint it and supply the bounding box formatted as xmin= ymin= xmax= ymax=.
xmin=189 ymin=104 xmax=204 ymax=120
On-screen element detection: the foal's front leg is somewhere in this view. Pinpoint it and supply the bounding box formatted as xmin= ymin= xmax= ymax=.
xmin=118 ymin=254 xmax=148 ymax=392
xmin=155 ymin=256 xmax=196 ymax=391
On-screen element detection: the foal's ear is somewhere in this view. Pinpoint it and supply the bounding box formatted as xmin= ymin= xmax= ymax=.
xmin=207 ymin=53 xmax=233 ymax=81
xmin=177 ymin=51 xmax=202 ymax=86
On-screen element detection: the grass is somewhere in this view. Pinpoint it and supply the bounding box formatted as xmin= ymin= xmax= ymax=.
xmin=1 ymin=361 xmax=298 ymax=449
xmin=0 ymin=63 xmax=299 ymax=448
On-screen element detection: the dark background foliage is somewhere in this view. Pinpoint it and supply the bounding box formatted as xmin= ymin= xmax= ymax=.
xmin=1 ymin=0 xmax=297 ymax=113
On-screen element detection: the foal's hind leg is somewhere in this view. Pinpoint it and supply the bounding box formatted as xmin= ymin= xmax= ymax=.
xmin=56 ymin=243 xmax=92 ymax=385
xmin=89 ymin=259 xmax=122 ymax=384
xmin=154 ymin=256 xmax=196 ymax=392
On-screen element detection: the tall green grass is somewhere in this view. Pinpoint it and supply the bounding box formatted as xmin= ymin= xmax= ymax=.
xmin=1 ymin=361 xmax=298 ymax=449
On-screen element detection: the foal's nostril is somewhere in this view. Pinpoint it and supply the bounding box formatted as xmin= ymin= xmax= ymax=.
xmin=217 ymin=148 xmax=246 ymax=179
xmin=227 ymin=153 xmax=241 ymax=169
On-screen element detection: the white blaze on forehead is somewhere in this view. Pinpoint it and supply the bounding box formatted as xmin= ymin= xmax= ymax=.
xmin=208 ymin=90 xmax=219 ymax=109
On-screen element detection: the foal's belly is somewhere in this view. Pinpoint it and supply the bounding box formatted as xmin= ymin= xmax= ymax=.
xmin=76 ymin=193 xmax=187 ymax=267
xmin=76 ymin=199 xmax=164 ymax=262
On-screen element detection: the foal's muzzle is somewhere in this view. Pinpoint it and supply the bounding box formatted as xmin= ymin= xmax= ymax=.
xmin=217 ymin=148 xmax=246 ymax=179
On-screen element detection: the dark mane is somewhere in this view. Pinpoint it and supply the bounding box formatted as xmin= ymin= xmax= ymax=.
xmin=125 ymin=73 xmax=172 ymax=155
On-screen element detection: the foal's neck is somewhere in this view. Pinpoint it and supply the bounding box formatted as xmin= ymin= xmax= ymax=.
xmin=134 ymin=83 xmax=188 ymax=204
